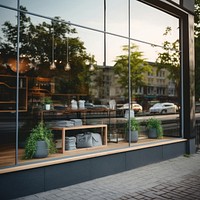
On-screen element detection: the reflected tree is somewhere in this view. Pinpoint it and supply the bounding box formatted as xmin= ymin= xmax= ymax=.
xmin=156 ymin=27 xmax=180 ymax=101
xmin=114 ymin=44 xmax=151 ymax=99
xmin=0 ymin=6 xmax=93 ymax=95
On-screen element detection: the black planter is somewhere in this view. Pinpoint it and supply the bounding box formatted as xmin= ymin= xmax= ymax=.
xmin=148 ymin=128 xmax=157 ymax=139
xmin=126 ymin=130 xmax=138 ymax=142
xmin=34 ymin=141 xmax=49 ymax=158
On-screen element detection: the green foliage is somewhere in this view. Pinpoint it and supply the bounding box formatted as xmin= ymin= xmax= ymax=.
xmin=156 ymin=27 xmax=180 ymax=101
xmin=24 ymin=122 xmax=56 ymax=159
xmin=114 ymin=44 xmax=151 ymax=98
xmin=146 ymin=118 xmax=163 ymax=139
xmin=42 ymin=96 xmax=53 ymax=104
xmin=127 ymin=118 xmax=140 ymax=131
xmin=0 ymin=6 xmax=90 ymax=95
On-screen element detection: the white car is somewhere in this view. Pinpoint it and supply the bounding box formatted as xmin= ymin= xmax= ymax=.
xmin=149 ymin=102 xmax=178 ymax=114
xmin=118 ymin=103 xmax=143 ymax=113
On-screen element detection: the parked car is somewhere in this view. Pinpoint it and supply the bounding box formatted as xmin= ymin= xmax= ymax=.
xmin=149 ymin=102 xmax=178 ymax=114
xmin=118 ymin=103 xmax=143 ymax=113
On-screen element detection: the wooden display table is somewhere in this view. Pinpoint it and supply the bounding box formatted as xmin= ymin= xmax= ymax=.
xmin=51 ymin=124 xmax=107 ymax=153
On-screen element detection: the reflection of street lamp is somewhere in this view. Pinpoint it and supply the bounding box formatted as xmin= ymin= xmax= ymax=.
xmin=64 ymin=36 xmax=71 ymax=71
xmin=89 ymin=63 xmax=95 ymax=72
xmin=89 ymin=55 xmax=95 ymax=72
xmin=50 ymin=23 xmax=56 ymax=70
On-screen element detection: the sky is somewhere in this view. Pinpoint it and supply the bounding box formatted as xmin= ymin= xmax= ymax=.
xmin=0 ymin=0 xmax=179 ymax=65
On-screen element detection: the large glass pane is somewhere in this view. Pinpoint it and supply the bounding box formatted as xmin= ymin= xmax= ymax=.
xmin=21 ymin=0 xmax=103 ymax=30
xmin=106 ymin=0 xmax=128 ymax=36
xmin=0 ymin=0 xmax=184 ymax=169
xmin=12 ymin=10 xmax=109 ymax=163
xmin=130 ymin=1 xmax=180 ymax=137
xmin=0 ymin=6 xmax=18 ymax=168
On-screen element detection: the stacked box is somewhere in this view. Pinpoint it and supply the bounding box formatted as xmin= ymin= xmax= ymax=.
xmin=65 ymin=137 xmax=76 ymax=150
xmin=46 ymin=120 xmax=74 ymax=128
xmin=70 ymin=119 xmax=82 ymax=126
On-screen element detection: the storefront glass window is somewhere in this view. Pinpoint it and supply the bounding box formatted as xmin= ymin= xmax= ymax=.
xmin=0 ymin=7 xmax=18 ymax=168
xmin=0 ymin=0 xmax=183 ymax=168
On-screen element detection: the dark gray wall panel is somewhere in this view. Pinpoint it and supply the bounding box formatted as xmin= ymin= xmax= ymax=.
xmin=126 ymin=147 xmax=163 ymax=170
xmin=0 ymin=168 xmax=44 ymax=200
xmin=90 ymin=153 xmax=126 ymax=179
xmin=163 ymin=142 xmax=186 ymax=160
xmin=45 ymin=159 xmax=91 ymax=190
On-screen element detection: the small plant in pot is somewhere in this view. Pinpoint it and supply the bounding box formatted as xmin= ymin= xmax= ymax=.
xmin=24 ymin=122 xmax=56 ymax=159
xmin=126 ymin=118 xmax=140 ymax=142
xmin=42 ymin=96 xmax=53 ymax=110
xmin=146 ymin=118 xmax=163 ymax=139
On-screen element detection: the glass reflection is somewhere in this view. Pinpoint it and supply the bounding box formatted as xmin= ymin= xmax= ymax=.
xmin=0 ymin=7 xmax=17 ymax=168
xmin=0 ymin=1 xmax=183 ymax=168
xmin=20 ymin=0 xmax=103 ymax=30
xmin=106 ymin=0 xmax=128 ymax=36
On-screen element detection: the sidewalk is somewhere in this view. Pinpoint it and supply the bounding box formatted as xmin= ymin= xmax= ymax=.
xmin=16 ymin=151 xmax=200 ymax=200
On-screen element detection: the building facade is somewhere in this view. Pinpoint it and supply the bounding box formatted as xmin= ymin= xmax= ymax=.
xmin=90 ymin=63 xmax=176 ymax=107
xmin=0 ymin=0 xmax=195 ymax=199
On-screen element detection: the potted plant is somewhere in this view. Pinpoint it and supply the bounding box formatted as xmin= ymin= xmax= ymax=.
xmin=42 ymin=96 xmax=53 ymax=110
xmin=146 ymin=118 xmax=163 ymax=139
xmin=24 ymin=122 xmax=56 ymax=159
xmin=126 ymin=118 xmax=140 ymax=142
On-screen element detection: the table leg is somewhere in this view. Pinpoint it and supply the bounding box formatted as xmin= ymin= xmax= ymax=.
xmin=62 ymin=129 xmax=65 ymax=153
xmin=104 ymin=126 xmax=107 ymax=145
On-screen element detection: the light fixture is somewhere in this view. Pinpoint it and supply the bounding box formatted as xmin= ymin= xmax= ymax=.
xmin=89 ymin=63 xmax=95 ymax=72
xmin=50 ymin=61 xmax=56 ymax=70
xmin=64 ymin=36 xmax=71 ymax=71
xmin=89 ymin=55 xmax=95 ymax=71
xmin=64 ymin=62 xmax=70 ymax=71
xmin=50 ymin=22 xmax=56 ymax=70
xmin=7 ymin=57 xmax=32 ymax=73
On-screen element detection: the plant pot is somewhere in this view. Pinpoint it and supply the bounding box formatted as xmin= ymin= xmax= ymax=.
xmin=148 ymin=128 xmax=157 ymax=138
xmin=33 ymin=141 xmax=49 ymax=158
xmin=45 ymin=104 xmax=51 ymax=110
xmin=126 ymin=130 xmax=138 ymax=142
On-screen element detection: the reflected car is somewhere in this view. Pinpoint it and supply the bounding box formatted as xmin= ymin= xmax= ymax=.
xmin=118 ymin=103 xmax=143 ymax=113
xmin=149 ymin=102 xmax=178 ymax=114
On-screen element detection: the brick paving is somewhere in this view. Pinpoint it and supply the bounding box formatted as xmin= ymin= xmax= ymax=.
xmin=16 ymin=151 xmax=200 ymax=200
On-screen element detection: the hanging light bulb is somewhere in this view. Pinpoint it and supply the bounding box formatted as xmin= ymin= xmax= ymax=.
xmin=50 ymin=61 xmax=56 ymax=70
xmin=89 ymin=63 xmax=95 ymax=71
xmin=64 ymin=62 xmax=71 ymax=71
xmin=64 ymin=35 xmax=70 ymax=71
xmin=89 ymin=55 xmax=95 ymax=71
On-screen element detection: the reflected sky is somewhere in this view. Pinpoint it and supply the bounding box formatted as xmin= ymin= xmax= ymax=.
xmin=0 ymin=0 xmax=179 ymax=65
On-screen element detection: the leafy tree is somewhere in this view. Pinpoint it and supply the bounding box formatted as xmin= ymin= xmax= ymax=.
xmin=0 ymin=6 xmax=93 ymax=94
xmin=156 ymin=27 xmax=180 ymax=101
xmin=0 ymin=6 xmax=32 ymax=62
xmin=114 ymin=44 xmax=151 ymax=98
xmin=156 ymin=1 xmax=200 ymax=102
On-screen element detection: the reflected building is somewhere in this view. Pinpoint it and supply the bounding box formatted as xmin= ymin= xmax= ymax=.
xmin=90 ymin=63 xmax=177 ymax=106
